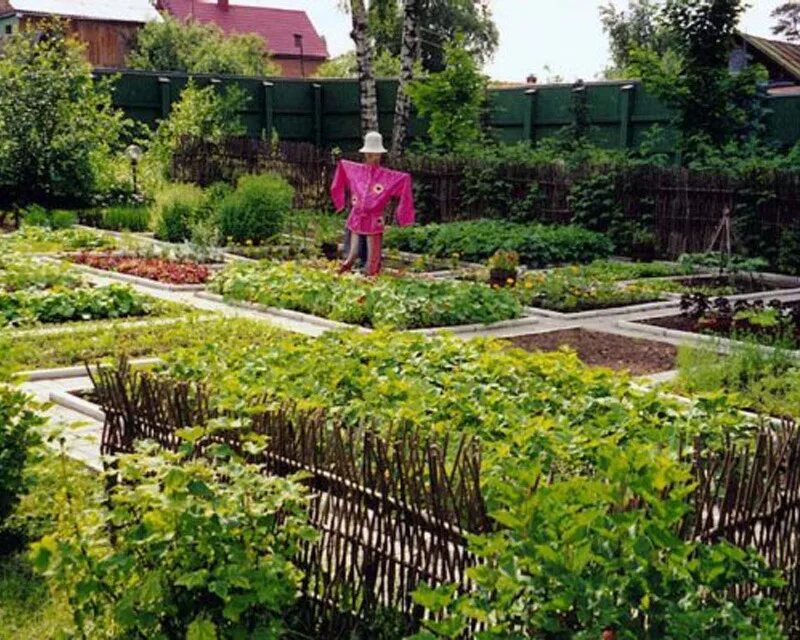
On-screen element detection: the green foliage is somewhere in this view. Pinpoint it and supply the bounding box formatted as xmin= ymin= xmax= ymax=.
xmin=599 ymin=0 xmax=675 ymax=77
xmin=675 ymin=339 xmax=800 ymax=418
xmin=0 ymin=255 xmax=83 ymax=293
xmin=314 ymin=50 xmax=402 ymax=78
xmin=635 ymin=0 xmax=767 ymax=157
xmin=209 ymin=260 xmax=521 ymax=329
xmin=128 ymin=14 xmax=281 ymax=76
xmin=407 ymin=37 xmax=487 ymax=154
xmin=153 ymin=183 xmax=206 ymax=242
xmin=0 ymin=19 xmax=127 ymax=206
xmin=31 ymin=445 xmax=311 ymax=639
xmin=0 ymin=386 xmax=43 ymax=529
xmin=772 ymin=2 xmax=800 ymax=41
xmin=99 ymin=205 xmax=150 ymax=232
xmin=149 ymin=82 xmax=248 ymax=174
xmin=778 ymin=227 xmax=800 ymax=276
xmin=218 ymin=173 xmax=293 ymax=244
xmin=411 ymin=443 xmax=785 ymax=639
xmin=0 ymin=226 xmax=117 ymax=254
xmin=19 ymin=205 xmax=77 ymax=231
xmin=384 ymin=220 xmax=614 ymax=266
xmin=369 ymin=0 xmax=498 ymax=72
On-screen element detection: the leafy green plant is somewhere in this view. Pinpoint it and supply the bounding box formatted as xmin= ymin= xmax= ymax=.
xmin=153 ymin=183 xmax=206 ymax=242
xmin=411 ymin=443 xmax=785 ymax=639
xmin=0 ymin=19 xmax=127 ymax=207
xmin=99 ymin=205 xmax=150 ymax=232
xmin=0 ymin=284 xmax=160 ymax=328
xmin=487 ymin=250 xmax=519 ymax=272
xmin=0 ymin=255 xmax=84 ymax=292
xmin=0 ymin=226 xmax=117 ymax=254
xmin=384 ymin=220 xmax=613 ymax=266
xmin=0 ymin=386 xmax=43 ymax=531
xmin=218 ymin=174 xmax=293 ymax=245
xmin=209 ymin=260 xmax=521 ymax=329
xmin=20 ymin=206 xmax=77 ymax=230
xmin=31 ymin=444 xmax=312 ymax=639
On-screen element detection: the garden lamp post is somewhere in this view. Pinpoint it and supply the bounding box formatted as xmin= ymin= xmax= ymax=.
xmin=125 ymin=144 xmax=143 ymax=195
xmin=294 ymin=33 xmax=305 ymax=78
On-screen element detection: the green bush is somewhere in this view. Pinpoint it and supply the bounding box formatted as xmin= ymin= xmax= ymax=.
xmin=384 ymin=220 xmax=613 ymax=266
xmin=0 ymin=19 xmax=126 ymax=206
xmin=31 ymin=446 xmax=311 ymax=639
xmin=153 ymin=183 xmax=205 ymax=242
xmin=0 ymin=386 xmax=44 ymax=531
xmin=218 ymin=174 xmax=293 ymax=244
xmin=20 ymin=205 xmax=76 ymax=230
xmin=100 ymin=205 xmax=150 ymax=232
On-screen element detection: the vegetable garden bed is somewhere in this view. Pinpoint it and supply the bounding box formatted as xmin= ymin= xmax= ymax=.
xmin=0 ymin=225 xmax=116 ymax=254
xmin=207 ymin=260 xmax=523 ymax=330
xmin=66 ymin=252 xmax=212 ymax=289
xmin=507 ymin=328 xmax=678 ymax=375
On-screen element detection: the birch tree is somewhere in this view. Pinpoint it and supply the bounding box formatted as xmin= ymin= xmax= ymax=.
xmin=347 ymin=0 xmax=379 ymax=133
xmin=391 ymin=0 xmax=420 ymax=154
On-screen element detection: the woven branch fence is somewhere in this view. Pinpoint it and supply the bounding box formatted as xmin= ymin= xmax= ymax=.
xmin=91 ymin=362 xmax=800 ymax=637
xmin=171 ymin=138 xmax=800 ymax=260
xmin=90 ymin=362 xmax=489 ymax=638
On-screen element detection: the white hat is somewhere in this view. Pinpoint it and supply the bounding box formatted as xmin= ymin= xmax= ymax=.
xmin=359 ymin=131 xmax=387 ymax=154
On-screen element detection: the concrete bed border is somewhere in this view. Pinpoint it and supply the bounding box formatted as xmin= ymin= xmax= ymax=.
xmin=525 ymin=297 xmax=680 ymax=320
xmin=196 ymin=291 xmax=539 ymax=337
xmin=15 ymin=357 xmax=161 ymax=382
xmin=50 ymin=389 xmax=105 ymax=423
xmin=3 ymin=314 xmax=216 ymax=339
xmin=617 ymin=316 xmax=800 ymax=359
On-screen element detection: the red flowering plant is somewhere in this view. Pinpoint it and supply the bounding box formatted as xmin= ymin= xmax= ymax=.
xmin=69 ymin=252 xmax=211 ymax=285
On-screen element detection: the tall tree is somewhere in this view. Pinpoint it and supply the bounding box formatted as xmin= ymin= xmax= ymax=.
xmin=371 ymin=0 xmax=498 ymax=72
xmin=391 ymin=0 xmax=421 ymax=154
xmin=772 ymin=2 xmax=800 ymax=41
xmin=599 ymin=0 xmax=673 ymax=76
xmin=347 ymin=0 xmax=379 ymax=133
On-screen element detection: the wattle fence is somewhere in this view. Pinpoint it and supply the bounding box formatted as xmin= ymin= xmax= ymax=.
xmin=172 ymin=137 xmax=800 ymax=260
xmin=91 ymin=361 xmax=800 ymax=637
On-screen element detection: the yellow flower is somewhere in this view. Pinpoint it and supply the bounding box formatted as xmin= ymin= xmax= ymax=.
xmin=245 ymin=239 xmax=253 ymax=246
xmin=506 ymin=277 xmax=515 ymax=285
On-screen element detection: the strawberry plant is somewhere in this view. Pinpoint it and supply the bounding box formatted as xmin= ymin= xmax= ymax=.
xmin=209 ymin=260 xmax=522 ymax=329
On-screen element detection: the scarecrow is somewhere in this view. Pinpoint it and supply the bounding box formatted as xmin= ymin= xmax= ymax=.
xmin=330 ymin=131 xmax=415 ymax=276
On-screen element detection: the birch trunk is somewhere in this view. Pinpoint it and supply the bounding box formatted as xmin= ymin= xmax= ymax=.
xmin=391 ymin=0 xmax=420 ymax=154
xmin=349 ymin=0 xmax=379 ymax=134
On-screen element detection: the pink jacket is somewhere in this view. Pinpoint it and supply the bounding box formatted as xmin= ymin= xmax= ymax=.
xmin=330 ymin=160 xmax=415 ymax=235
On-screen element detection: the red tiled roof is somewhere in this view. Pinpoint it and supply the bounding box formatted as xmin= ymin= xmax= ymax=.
xmin=162 ymin=0 xmax=328 ymax=59
xmin=740 ymin=33 xmax=800 ymax=83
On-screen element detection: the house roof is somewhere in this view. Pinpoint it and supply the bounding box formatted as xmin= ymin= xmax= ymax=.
xmin=162 ymin=0 xmax=328 ymax=59
xmin=2 ymin=0 xmax=161 ymax=23
xmin=740 ymin=33 xmax=800 ymax=82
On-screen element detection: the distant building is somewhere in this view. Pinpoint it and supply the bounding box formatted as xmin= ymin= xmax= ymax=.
xmin=159 ymin=0 xmax=329 ymax=77
xmin=731 ymin=33 xmax=800 ymax=95
xmin=0 ymin=0 xmax=161 ymax=67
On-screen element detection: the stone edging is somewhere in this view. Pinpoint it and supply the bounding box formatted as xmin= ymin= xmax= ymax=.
xmin=15 ymin=357 xmax=161 ymax=382
xmin=525 ymin=297 xmax=680 ymax=320
xmin=50 ymin=389 xmax=105 ymax=423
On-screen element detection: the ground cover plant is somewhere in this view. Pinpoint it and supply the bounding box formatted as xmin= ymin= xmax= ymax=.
xmin=146 ymin=329 xmax=785 ymax=636
xmin=0 ymin=256 xmax=83 ymax=292
xmin=383 ymin=220 xmax=614 ymax=266
xmin=0 ymin=226 xmax=116 ymax=254
xmin=68 ymin=252 xmax=211 ymax=285
xmin=208 ymin=260 xmax=522 ymax=329
xmin=0 ymin=317 xmax=273 ymax=375
xmin=673 ymin=339 xmax=800 ymax=419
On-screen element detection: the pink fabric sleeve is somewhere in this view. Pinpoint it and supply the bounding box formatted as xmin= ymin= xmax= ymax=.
xmin=330 ymin=161 xmax=348 ymax=211
xmin=394 ymin=174 xmax=415 ymax=227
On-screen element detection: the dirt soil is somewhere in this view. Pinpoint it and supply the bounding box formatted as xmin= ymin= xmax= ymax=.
xmin=507 ymin=328 xmax=677 ymax=375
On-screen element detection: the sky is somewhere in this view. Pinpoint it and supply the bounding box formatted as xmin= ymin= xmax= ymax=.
xmin=222 ymin=0 xmax=785 ymax=82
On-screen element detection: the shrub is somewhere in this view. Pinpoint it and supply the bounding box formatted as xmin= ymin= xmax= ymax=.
xmin=100 ymin=205 xmax=150 ymax=232
xmin=384 ymin=220 xmax=613 ymax=266
xmin=153 ymin=183 xmax=205 ymax=242
xmin=0 ymin=386 xmax=44 ymax=531
xmin=218 ymin=174 xmax=293 ymax=245
xmin=20 ymin=205 xmax=76 ymax=230
xmin=0 ymin=19 xmax=126 ymax=207
xmin=31 ymin=445 xmax=311 ymax=639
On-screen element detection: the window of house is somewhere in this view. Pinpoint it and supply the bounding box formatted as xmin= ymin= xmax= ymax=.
xmin=4 ymin=25 xmax=12 ymax=35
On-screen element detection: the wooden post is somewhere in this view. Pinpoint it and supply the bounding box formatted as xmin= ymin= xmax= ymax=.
xmin=619 ymin=83 xmax=636 ymax=150
xmin=157 ymin=76 xmax=172 ymax=120
xmin=313 ymin=83 xmax=323 ymax=148
xmin=262 ymin=81 xmax=274 ymax=139
xmin=523 ymin=88 xmax=538 ymax=144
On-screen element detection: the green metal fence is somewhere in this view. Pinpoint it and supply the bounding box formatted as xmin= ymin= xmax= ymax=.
xmin=95 ymin=68 xmax=800 ymax=152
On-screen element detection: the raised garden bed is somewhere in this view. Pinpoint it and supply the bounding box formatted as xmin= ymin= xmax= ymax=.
xmin=208 ymin=260 xmax=523 ymax=330
xmin=0 ymin=225 xmax=116 ymax=254
xmin=639 ymin=295 xmax=800 ymax=348
xmin=507 ymin=328 xmax=677 ymax=375
xmin=67 ymin=252 xmax=212 ymax=286
xmin=656 ymin=273 xmax=800 ymax=297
